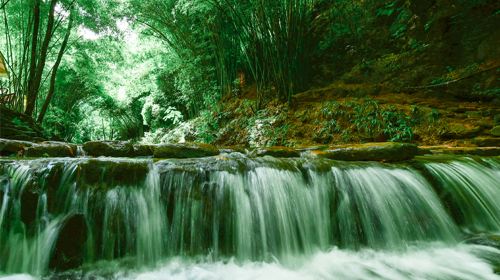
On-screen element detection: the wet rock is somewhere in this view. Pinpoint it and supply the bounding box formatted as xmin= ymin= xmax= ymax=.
xmin=472 ymin=137 xmax=500 ymax=147
xmin=78 ymin=159 xmax=149 ymax=187
xmin=312 ymin=142 xmax=418 ymax=162
xmin=0 ymin=138 xmax=34 ymax=156
xmin=219 ymin=146 xmax=247 ymax=154
xmin=42 ymin=141 xmax=78 ymax=151
xmin=254 ymin=146 xmax=301 ymax=158
xmin=50 ymin=214 xmax=87 ymax=271
xmin=490 ymin=126 xmax=500 ymax=137
xmin=21 ymin=191 xmax=38 ymax=226
xmin=419 ymin=146 xmax=500 ymax=156
xmin=24 ymin=142 xmax=77 ymax=157
xmin=154 ymin=143 xmax=219 ymax=158
xmin=132 ymin=144 xmax=157 ymax=157
xmin=83 ymin=141 xmax=134 ymax=157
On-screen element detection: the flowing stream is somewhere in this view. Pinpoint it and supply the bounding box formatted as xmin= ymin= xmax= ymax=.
xmin=0 ymin=154 xmax=499 ymax=279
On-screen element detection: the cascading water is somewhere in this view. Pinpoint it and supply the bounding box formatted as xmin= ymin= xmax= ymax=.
xmin=0 ymin=154 xmax=499 ymax=279
xmin=424 ymin=157 xmax=500 ymax=232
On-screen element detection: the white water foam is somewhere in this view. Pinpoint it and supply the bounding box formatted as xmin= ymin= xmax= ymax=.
xmin=0 ymin=275 xmax=36 ymax=280
xmin=119 ymin=245 xmax=500 ymax=280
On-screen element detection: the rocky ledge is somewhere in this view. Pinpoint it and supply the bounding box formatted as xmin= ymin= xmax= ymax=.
xmin=309 ymin=142 xmax=419 ymax=162
xmin=1 ymin=138 xmax=499 ymax=162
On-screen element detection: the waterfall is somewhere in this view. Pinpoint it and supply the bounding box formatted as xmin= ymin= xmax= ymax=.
xmin=424 ymin=157 xmax=500 ymax=232
xmin=0 ymin=155 xmax=499 ymax=278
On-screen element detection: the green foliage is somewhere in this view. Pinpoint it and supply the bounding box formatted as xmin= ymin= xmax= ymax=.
xmin=268 ymin=124 xmax=290 ymax=147
xmin=219 ymin=0 xmax=318 ymax=104
xmin=318 ymin=99 xmax=415 ymax=143
xmin=1 ymin=0 xmax=493 ymax=146
xmin=380 ymin=108 xmax=413 ymax=142
xmin=430 ymin=109 xmax=441 ymax=122
xmin=193 ymin=111 xmax=215 ymax=144
xmin=376 ymin=1 xmax=398 ymax=17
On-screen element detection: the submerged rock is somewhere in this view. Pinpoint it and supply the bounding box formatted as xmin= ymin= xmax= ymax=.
xmin=154 ymin=143 xmax=219 ymax=158
xmin=312 ymin=142 xmax=418 ymax=162
xmin=465 ymin=234 xmax=500 ymax=250
xmin=20 ymin=190 xmax=39 ymax=227
xmin=49 ymin=214 xmax=87 ymax=271
xmin=83 ymin=141 xmax=134 ymax=157
xmin=0 ymin=138 xmax=34 ymax=156
xmin=24 ymin=142 xmax=77 ymax=157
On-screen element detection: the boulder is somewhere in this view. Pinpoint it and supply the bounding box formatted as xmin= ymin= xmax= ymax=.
xmin=0 ymin=138 xmax=34 ymax=156
xmin=24 ymin=142 xmax=77 ymax=157
xmin=254 ymin=146 xmax=301 ymax=158
xmin=49 ymin=214 xmax=87 ymax=271
xmin=312 ymin=142 xmax=419 ymax=162
xmin=83 ymin=141 xmax=134 ymax=157
xmin=154 ymin=143 xmax=219 ymax=158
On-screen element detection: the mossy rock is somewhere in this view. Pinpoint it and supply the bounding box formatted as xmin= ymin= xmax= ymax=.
xmin=0 ymin=138 xmax=34 ymax=156
xmin=472 ymin=137 xmax=500 ymax=147
xmin=440 ymin=123 xmax=482 ymax=140
xmin=154 ymin=143 xmax=219 ymax=158
xmin=313 ymin=142 xmax=418 ymax=162
xmin=24 ymin=142 xmax=77 ymax=157
xmin=219 ymin=146 xmax=247 ymax=154
xmin=133 ymin=144 xmax=157 ymax=157
xmin=419 ymin=146 xmax=500 ymax=156
xmin=490 ymin=126 xmax=500 ymax=137
xmin=83 ymin=141 xmax=134 ymax=157
xmin=494 ymin=114 xmax=500 ymax=125
xmin=254 ymin=146 xmax=301 ymax=158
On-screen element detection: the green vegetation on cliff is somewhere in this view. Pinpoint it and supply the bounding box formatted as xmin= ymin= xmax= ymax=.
xmin=0 ymin=0 xmax=498 ymax=147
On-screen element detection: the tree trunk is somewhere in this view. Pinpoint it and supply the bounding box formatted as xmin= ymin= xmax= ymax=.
xmin=24 ymin=0 xmax=41 ymax=115
xmin=37 ymin=9 xmax=73 ymax=124
xmin=25 ymin=0 xmax=57 ymax=116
